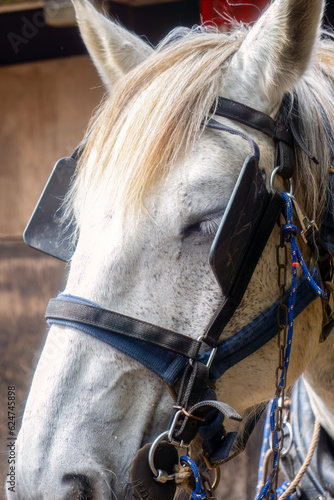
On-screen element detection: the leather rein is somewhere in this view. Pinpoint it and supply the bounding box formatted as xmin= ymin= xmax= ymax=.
xmin=45 ymin=94 xmax=334 ymax=495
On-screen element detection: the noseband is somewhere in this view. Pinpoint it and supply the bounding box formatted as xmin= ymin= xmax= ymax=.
xmin=26 ymin=93 xmax=334 ymax=499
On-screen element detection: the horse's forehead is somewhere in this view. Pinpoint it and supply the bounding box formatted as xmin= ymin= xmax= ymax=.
xmin=156 ymin=128 xmax=248 ymax=215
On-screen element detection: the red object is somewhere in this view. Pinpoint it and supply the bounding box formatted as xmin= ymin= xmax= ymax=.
xmin=292 ymin=262 xmax=299 ymax=268
xmin=200 ymin=0 xmax=269 ymax=28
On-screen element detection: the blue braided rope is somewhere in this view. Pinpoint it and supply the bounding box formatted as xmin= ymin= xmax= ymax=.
xmin=255 ymin=193 xmax=327 ymax=500
xmin=282 ymin=194 xmax=327 ymax=301
xmin=276 ymin=482 xmax=290 ymax=499
xmin=180 ymin=456 xmax=208 ymax=500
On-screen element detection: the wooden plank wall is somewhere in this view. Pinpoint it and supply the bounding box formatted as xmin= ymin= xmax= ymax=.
xmin=0 ymin=54 xmax=262 ymax=500
xmin=0 ymin=55 xmax=104 ymax=237
xmin=0 ymin=55 xmax=103 ymax=497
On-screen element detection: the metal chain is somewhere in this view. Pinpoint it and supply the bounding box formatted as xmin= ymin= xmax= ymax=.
xmin=256 ymin=194 xmax=329 ymax=500
xmin=267 ymin=227 xmax=289 ymax=499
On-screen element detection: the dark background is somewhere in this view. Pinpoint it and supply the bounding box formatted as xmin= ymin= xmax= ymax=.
xmin=1 ymin=0 xmax=200 ymax=66
xmin=2 ymin=0 xmax=333 ymax=67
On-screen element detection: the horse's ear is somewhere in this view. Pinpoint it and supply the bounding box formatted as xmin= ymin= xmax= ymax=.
xmin=230 ymin=0 xmax=324 ymax=105
xmin=72 ymin=0 xmax=154 ymax=89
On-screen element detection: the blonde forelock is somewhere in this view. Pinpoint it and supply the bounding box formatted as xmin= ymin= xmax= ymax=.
xmin=72 ymin=26 xmax=334 ymax=226
xmin=74 ymin=26 xmax=246 ymax=216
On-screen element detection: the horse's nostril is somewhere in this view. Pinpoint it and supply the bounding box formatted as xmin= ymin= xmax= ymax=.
xmin=62 ymin=473 xmax=94 ymax=499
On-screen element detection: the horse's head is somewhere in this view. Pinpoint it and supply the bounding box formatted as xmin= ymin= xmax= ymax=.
xmin=12 ymin=0 xmax=333 ymax=498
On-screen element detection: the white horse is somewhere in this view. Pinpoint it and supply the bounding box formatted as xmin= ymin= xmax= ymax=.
xmin=10 ymin=0 xmax=334 ymax=498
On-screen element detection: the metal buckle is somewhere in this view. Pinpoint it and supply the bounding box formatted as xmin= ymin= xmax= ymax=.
xmin=205 ymin=347 xmax=217 ymax=370
xmin=290 ymin=196 xmax=318 ymax=244
xmin=167 ymin=408 xmax=189 ymax=448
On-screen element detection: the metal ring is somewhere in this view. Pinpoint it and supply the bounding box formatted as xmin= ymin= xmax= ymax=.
xmin=270 ymin=166 xmax=293 ymax=195
xmin=211 ymin=467 xmax=221 ymax=491
xmin=281 ymin=421 xmax=293 ymax=456
xmin=148 ymin=431 xmax=175 ymax=481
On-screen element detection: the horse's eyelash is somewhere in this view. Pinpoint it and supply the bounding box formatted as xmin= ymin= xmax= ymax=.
xmin=199 ymin=218 xmax=221 ymax=235
xmin=183 ymin=214 xmax=223 ymax=237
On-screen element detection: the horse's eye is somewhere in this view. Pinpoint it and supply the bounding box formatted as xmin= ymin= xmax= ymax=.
xmin=183 ymin=214 xmax=223 ymax=238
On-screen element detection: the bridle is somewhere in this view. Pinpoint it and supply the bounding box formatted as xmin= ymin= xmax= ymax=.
xmin=25 ymin=93 xmax=334 ymax=499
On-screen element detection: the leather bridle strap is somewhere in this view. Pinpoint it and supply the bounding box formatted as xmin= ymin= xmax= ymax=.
xmin=213 ymin=94 xmax=318 ymax=179
xmin=46 ymin=297 xmax=201 ymax=359
xmin=46 ymin=270 xmax=320 ymax=386
xmin=213 ymin=96 xmax=293 ymax=144
xmin=213 ymin=95 xmax=295 ymax=179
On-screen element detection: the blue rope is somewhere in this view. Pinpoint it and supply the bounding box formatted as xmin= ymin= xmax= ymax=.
xmin=180 ymin=455 xmax=208 ymax=500
xmin=255 ymin=193 xmax=327 ymax=500
xmin=276 ymin=482 xmax=290 ymax=499
xmin=282 ymin=194 xmax=327 ymax=301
